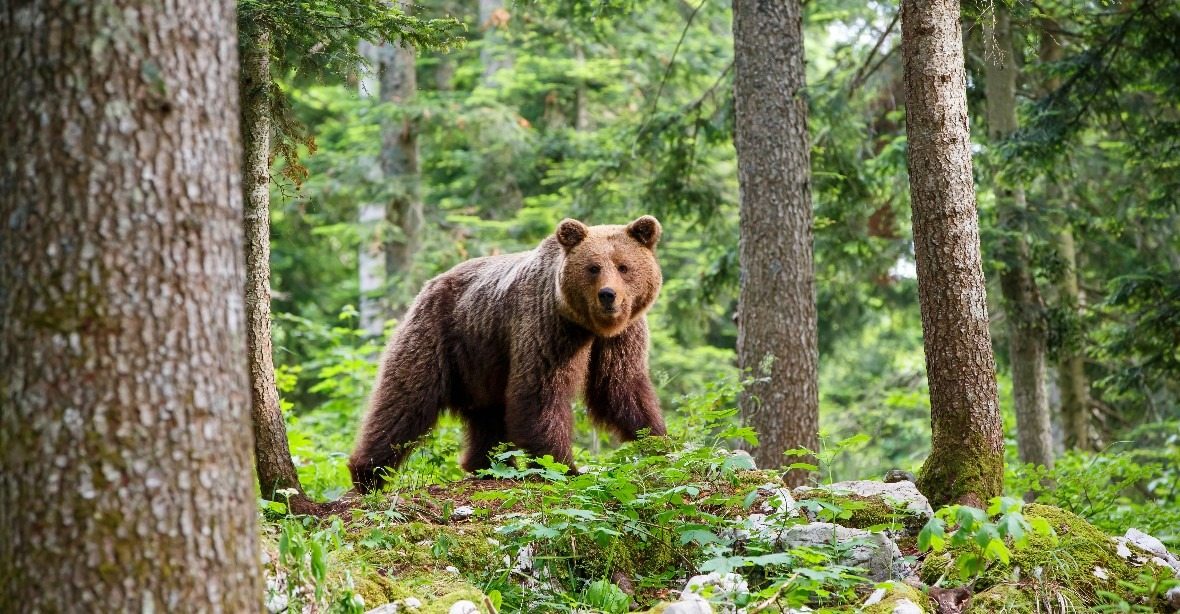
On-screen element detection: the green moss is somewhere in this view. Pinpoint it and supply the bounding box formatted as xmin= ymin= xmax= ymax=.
xmin=730 ymin=470 xmax=785 ymax=492
xmin=919 ymin=505 xmax=1175 ymax=609
xmin=918 ymin=551 xmax=951 ymax=586
xmin=353 ymin=521 xmax=501 ymax=575
xmin=916 ymin=447 xmax=1003 ymax=508
xmin=963 ymin=584 xmax=1035 ymax=614
xmin=862 ymin=582 xmax=932 ymax=613
xmin=357 ymin=571 xmax=489 ymax=612
xmin=794 ymin=490 xmax=924 ymax=533
xmin=621 ymin=435 xmax=682 ymax=457
xmin=355 ymin=574 xmax=398 ymax=606
xmin=571 ymin=530 xmax=682 ymax=580
xmin=418 ymin=588 xmax=489 ymax=614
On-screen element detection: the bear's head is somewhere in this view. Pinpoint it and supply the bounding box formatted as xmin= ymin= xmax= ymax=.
xmin=554 ymin=215 xmax=663 ymax=337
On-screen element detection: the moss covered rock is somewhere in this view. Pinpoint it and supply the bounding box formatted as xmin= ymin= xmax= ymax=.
xmin=793 ymin=480 xmax=933 ymax=535
xmin=963 ymin=584 xmax=1035 ymax=614
xmin=352 ymin=521 xmax=502 ymax=576
xmin=861 ymin=581 xmax=933 ymax=613
xmin=359 ymin=571 xmax=489 ymax=612
xmin=919 ymin=504 xmax=1175 ymax=610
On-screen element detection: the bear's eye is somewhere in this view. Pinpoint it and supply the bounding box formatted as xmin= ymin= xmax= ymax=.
xmin=617 ymin=264 xmax=629 ymax=274
xmin=588 ymin=265 xmax=601 ymax=275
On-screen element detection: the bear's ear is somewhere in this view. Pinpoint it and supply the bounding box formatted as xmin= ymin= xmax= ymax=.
xmin=626 ymin=215 xmax=662 ymax=249
xmin=556 ymin=218 xmax=589 ymax=250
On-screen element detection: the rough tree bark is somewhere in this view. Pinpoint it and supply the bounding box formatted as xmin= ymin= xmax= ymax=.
xmin=732 ymin=0 xmax=820 ymax=483
xmin=0 ymin=0 xmax=260 ymax=609
xmin=241 ymin=25 xmax=315 ymax=510
xmin=378 ymin=38 xmax=424 ymax=317
xmin=1040 ymin=20 xmax=1092 ymax=451
xmin=901 ymin=0 xmax=1005 ymax=508
xmin=985 ymin=6 xmax=1054 ymax=469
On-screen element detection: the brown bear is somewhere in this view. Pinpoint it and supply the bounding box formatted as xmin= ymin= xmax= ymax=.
xmin=348 ymin=215 xmax=668 ymax=493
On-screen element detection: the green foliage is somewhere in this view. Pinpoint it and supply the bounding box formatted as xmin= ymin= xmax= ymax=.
xmin=920 ymin=503 xmax=1176 ymax=610
xmin=1006 ymin=432 xmax=1180 ymax=544
xmin=271 ymin=515 xmax=365 ymax=612
xmin=917 ymin=497 xmax=1054 ymax=584
xmin=1097 ymin=272 xmax=1180 ymax=401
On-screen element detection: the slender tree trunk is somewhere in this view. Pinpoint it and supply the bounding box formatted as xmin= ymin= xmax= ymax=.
xmin=902 ymin=0 xmax=1005 ymax=508
xmin=1055 ymin=222 xmax=1091 ymax=449
xmin=985 ymin=6 xmax=1054 ymax=469
xmin=732 ymin=0 xmax=820 ymax=484
xmin=479 ymin=0 xmax=512 ymax=86
xmin=358 ymin=41 xmax=388 ymax=337
xmin=1039 ymin=20 xmax=1092 ymax=451
xmin=435 ymin=56 xmax=456 ymax=91
xmin=0 ymin=1 xmax=260 ymax=609
xmin=378 ymin=39 xmax=423 ymax=317
xmin=575 ymin=45 xmax=591 ymax=131
xmin=475 ymin=0 xmax=522 ymax=214
xmin=241 ymin=26 xmax=313 ymax=508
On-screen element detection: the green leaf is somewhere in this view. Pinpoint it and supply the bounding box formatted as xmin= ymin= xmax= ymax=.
xmin=984 ymin=538 xmax=1011 ymax=565
xmin=699 ymin=556 xmax=745 ymax=574
xmin=553 ymin=508 xmax=599 ymax=520
xmin=1028 ymin=516 xmax=1054 ymax=537
xmin=743 ymin=489 xmax=759 ymax=510
xmin=745 ymin=552 xmax=795 ymax=567
xmin=956 ymin=553 xmax=983 ymax=579
xmin=918 ymin=518 xmax=946 ymax=552
xmin=679 ymin=529 xmax=725 ymax=546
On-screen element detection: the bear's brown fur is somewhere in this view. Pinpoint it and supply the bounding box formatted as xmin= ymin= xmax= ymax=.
xmin=348 ymin=215 xmax=667 ymax=492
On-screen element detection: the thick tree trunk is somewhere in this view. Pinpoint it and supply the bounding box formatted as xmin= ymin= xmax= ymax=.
xmin=732 ymin=0 xmax=820 ymax=484
xmin=901 ymin=0 xmax=1005 ymax=508
xmin=241 ymin=26 xmax=311 ymax=506
xmin=985 ymin=6 xmax=1054 ymax=469
xmin=378 ymin=39 xmax=424 ymax=317
xmin=0 ymin=1 xmax=260 ymax=610
xmin=1039 ymin=21 xmax=1092 ymax=451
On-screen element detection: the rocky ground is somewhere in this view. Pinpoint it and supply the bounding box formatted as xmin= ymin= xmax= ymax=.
xmin=261 ymin=445 xmax=1180 ymax=614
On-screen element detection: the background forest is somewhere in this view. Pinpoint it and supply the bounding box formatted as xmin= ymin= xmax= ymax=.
xmin=269 ymin=0 xmax=1178 ymax=509
xmin=254 ymin=0 xmax=1180 ymax=609
xmin=3 ymin=0 xmax=1180 ymax=613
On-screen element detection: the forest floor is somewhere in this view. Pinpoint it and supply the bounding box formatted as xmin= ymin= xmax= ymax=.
xmin=260 ymin=440 xmax=1180 ymax=614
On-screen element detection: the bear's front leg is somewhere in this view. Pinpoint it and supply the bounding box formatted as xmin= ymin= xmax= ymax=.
xmin=586 ymin=319 xmax=666 ymax=440
xmin=503 ymin=346 xmax=586 ymax=470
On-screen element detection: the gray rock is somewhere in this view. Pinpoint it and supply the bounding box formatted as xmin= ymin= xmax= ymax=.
xmin=792 ymin=480 xmax=933 ymax=534
xmin=883 ymin=469 xmax=917 ymax=484
xmin=1165 ymin=585 xmax=1180 ymax=610
xmin=758 ymin=486 xmax=798 ymax=516
xmin=1124 ymin=528 xmax=1180 ymax=575
xmin=661 ymin=599 xmax=714 ymax=614
xmin=366 ymin=604 xmax=400 ymax=614
xmin=448 ymin=600 xmax=481 ymax=614
xmin=777 ymin=522 xmax=908 ymax=581
xmin=891 ymin=599 xmax=924 ymax=614
xmin=732 ymin=449 xmax=756 ymax=469
xmin=682 ymin=572 xmax=747 ymax=600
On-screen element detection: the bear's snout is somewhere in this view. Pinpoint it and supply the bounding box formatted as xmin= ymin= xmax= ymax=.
xmin=597 ymin=287 xmax=617 ymax=308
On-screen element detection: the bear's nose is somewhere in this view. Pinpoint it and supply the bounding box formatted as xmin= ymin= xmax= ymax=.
xmin=598 ymin=287 xmax=616 ymax=307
